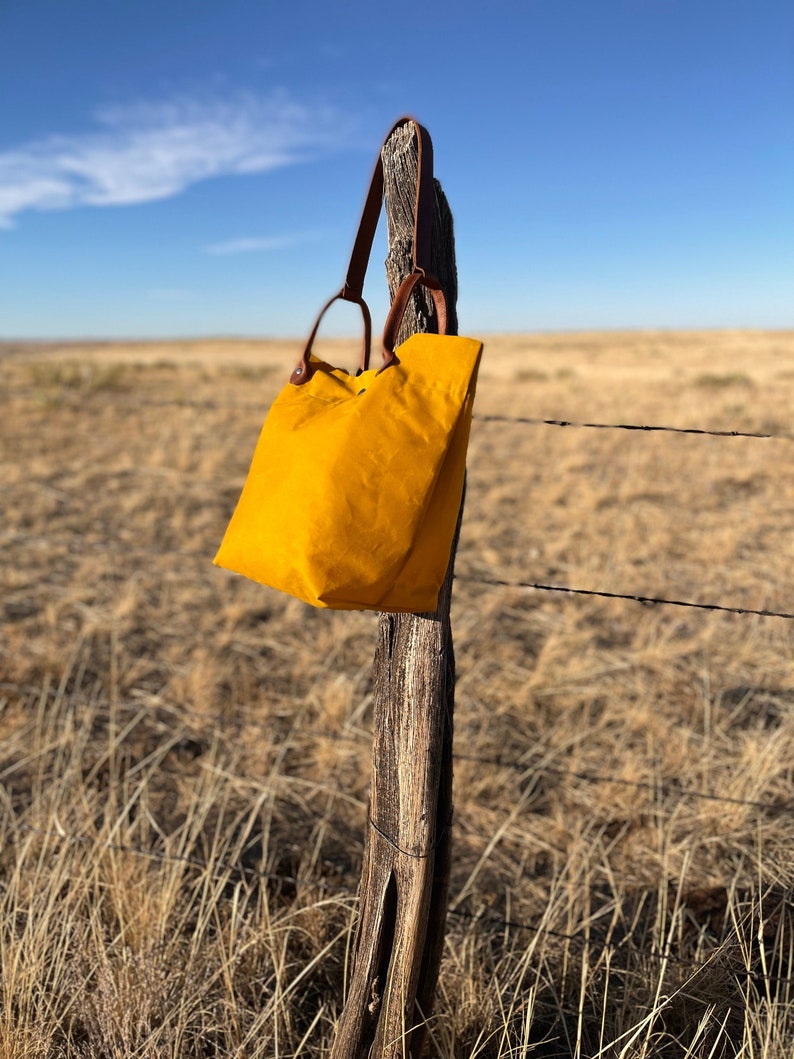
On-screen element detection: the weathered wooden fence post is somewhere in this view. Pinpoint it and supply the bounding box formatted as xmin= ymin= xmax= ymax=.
xmin=331 ymin=123 xmax=460 ymax=1059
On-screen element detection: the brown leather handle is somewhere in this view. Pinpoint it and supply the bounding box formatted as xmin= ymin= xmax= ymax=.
xmin=380 ymin=271 xmax=447 ymax=372
xmin=289 ymin=291 xmax=372 ymax=385
xmin=291 ymin=116 xmax=440 ymax=386
xmin=343 ymin=116 xmax=435 ymax=297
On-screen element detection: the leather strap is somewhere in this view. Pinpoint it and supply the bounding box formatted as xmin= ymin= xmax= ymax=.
xmin=291 ymin=116 xmax=445 ymax=385
xmin=343 ymin=116 xmax=435 ymax=296
xmin=380 ymin=271 xmax=446 ymax=370
xmin=289 ymin=291 xmax=372 ymax=386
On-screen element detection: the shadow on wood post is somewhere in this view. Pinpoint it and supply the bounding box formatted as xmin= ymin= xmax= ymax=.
xmin=329 ymin=122 xmax=461 ymax=1059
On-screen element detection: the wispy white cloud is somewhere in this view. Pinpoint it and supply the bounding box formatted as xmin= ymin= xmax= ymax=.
xmin=204 ymin=231 xmax=323 ymax=255
xmin=0 ymin=91 xmax=348 ymax=228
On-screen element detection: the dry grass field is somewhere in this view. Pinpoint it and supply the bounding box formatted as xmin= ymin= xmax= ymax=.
xmin=2 ymin=328 xmax=794 ymax=1057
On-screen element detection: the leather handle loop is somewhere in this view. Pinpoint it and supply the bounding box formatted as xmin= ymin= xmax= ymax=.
xmin=291 ymin=116 xmax=437 ymax=386
xmin=380 ymin=271 xmax=447 ymax=370
xmin=290 ymin=290 xmax=372 ymax=385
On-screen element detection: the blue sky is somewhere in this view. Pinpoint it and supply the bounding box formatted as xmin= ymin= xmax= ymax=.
xmin=1 ymin=0 xmax=792 ymax=338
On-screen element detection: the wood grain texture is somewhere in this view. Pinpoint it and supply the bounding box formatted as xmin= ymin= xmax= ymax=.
xmin=330 ymin=122 xmax=460 ymax=1059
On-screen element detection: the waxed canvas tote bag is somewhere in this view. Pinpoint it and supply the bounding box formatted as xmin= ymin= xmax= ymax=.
xmin=213 ymin=117 xmax=482 ymax=612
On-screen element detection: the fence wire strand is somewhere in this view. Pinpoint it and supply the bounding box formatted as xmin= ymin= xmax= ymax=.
xmin=4 ymin=386 xmax=791 ymax=442
xmin=2 ymin=817 xmax=790 ymax=986
xmin=4 ymin=528 xmax=794 ymax=623
xmin=455 ymin=574 xmax=794 ymax=621
xmin=474 ymin=413 xmax=781 ymax=440
xmin=1 ymin=679 xmax=789 ymax=814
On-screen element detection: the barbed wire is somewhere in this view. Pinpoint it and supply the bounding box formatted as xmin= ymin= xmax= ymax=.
xmin=453 ymin=750 xmax=792 ymax=813
xmin=455 ymin=574 xmax=794 ymax=621
xmin=3 ymin=816 xmax=790 ymax=985
xmin=3 ymin=525 xmax=792 ymax=623
xmin=2 ymin=679 xmax=789 ymax=814
xmin=3 ymin=386 xmax=788 ymax=442
xmin=447 ymin=906 xmax=794 ymax=986
xmin=474 ymin=413 xmax=780 ymax=440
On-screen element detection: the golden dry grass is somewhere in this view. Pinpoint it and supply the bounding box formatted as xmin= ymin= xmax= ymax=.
xmin=2 ymin=329 xmax=794 ymax=1057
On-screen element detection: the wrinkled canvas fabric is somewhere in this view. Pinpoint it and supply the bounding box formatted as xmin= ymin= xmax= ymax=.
xmin=214 ymin=332 xmax=482 ymax=612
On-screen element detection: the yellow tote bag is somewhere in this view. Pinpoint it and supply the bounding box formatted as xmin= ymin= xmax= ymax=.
xmin=214 ymin=118 xmax=482 ymax=612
